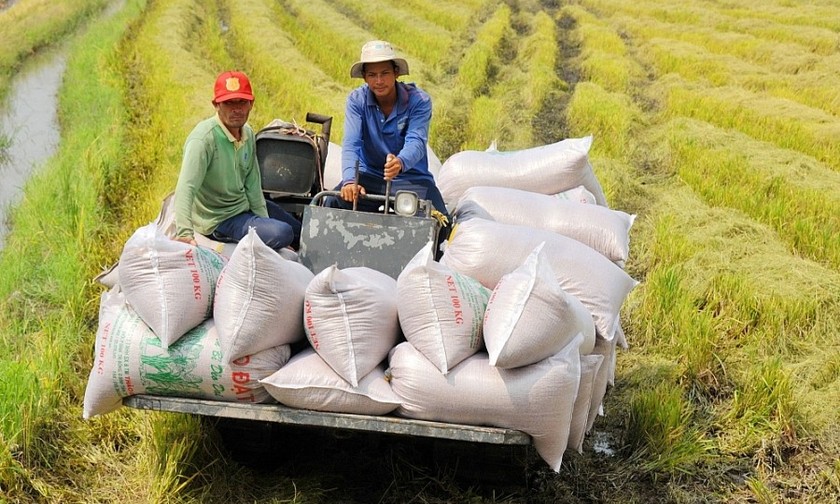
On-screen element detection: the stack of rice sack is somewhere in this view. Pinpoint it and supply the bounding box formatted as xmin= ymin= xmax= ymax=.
xmin=255 ymin=235 xmax=624 ymax=471
xmin=82 ymin=225 xmax=311 ymax=419
xmin=436 ymin=136 xmax=608 ymax=207
xmin=418 ymin=135 xmax=638 ymax=463
xmin=388 ymin=241 xmax=591 ymax=471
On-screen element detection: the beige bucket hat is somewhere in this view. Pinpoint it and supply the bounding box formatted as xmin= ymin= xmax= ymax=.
xmin=350 ymin=40 xmax=410 ymax=78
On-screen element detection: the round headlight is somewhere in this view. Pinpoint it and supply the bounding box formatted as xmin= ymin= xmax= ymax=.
xmin=394 ymin=191 xmax=419 ymax=216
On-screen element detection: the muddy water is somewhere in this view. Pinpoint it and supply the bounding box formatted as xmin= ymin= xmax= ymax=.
xmin=0 ymin=49 xmax=66 ymax=249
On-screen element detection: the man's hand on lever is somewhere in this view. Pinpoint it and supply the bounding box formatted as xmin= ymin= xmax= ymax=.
xmin=384 ymin=153 xmax=402 ymax=180
xmin=340 ymin=183 xmax=366 ymax=202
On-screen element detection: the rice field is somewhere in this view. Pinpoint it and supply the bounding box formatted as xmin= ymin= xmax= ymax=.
xmin=0 ymin=0 xmax=838 ymax=502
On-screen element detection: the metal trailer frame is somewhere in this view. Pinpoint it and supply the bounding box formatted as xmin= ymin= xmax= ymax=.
xmin=123 ymin=395 xmax=531 ymax=445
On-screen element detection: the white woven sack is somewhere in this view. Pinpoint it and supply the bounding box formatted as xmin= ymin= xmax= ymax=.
xmin=437 ymin=136 xmax=606 ymax=208
xmin=214 ymin=228 xmax=314 ymax=363
xmin=455 ymin=186 xmax=635 ymax=263
xmin=161 ymin=193 xmax=239 ymax=259
xmin=94 ymin=262 xmax=119 ymax=289
xmin=119 ymin=223 xmax=227 ymax=348
xmin=95 ymin=196 xmax=239 ymax=291
xmin=397 ymin=242 xmax=491 ymax=374
xmin=567 ymin=354 xmax=604 ymax=453
xmin=615 ymin=323 xmax=628 ymax=350
xmin=154 ymin=192 xmax=177 ymax=238
xmin=441 ymin=218 xmax=637 ymax=342
xmin=324 ymin=141 xmax=343 ymax=190
xmin=304 ymin=265 xmax=400 ymax=387
xmin=484 ymin=243 xmax=596 ymax=369
xmin=388 ymin=337 xmax=582 ymax=472
xmin=586 ymin=336 xmax=617 ymax=432
xmin=193 ymin=233 xmax=238 ymax=259
xmin=427 ymin=143 xmax=442 ymax=180
xmin=554 ymin=185 xmax=597 ymax=204
xmin=83 ymin=288 xmax=290 ymax=419
xmin=260 ymin=348 xmax=401 ymax=415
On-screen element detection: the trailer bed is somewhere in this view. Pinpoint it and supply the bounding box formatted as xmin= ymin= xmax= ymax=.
xmin=123 ymin=395 xmax=532 ymax=445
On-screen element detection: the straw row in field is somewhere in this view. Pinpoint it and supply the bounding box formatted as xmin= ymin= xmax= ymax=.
xmin=375 ymin=0 xmax=481 ymax=33
xmin=639 ymin=37 xmax=840 ymax=117
xmin=658 ymin=77 xmax=840 ymax=173
xmin=624 ymin=14 xmax=840 ymax=87
xmin=693 ymin=0 xmax=840 ymax=34
xmin=457 ymin=3 xmax=511 ymax=98
xmin=520 ymin=11 xmax=559 ymax=116
xmin=270 ymin=0 xmax=370 ymax=88
xmin=423 ymin=2 xmax=511 ymax=155
xmin=576 ymin=0 xmax=840 ymax=116
xmin=222 ymin=0 xmax=347 ymax=132
xmin=553 ymin=7 xmax=646 ymax=207
xmin=566 ymin=82 xmax=640 ymax=160
xmin=660 ymin=118 xmax=840 ymax=271
xmin=462 ymin=9 xmax=563 ymax=150
xmin=580 ymin=0 xmax=840 ymax=55
xmin=560 ymin=5 xmax=645 ymax=95
xmin=326 ymin=0 xmax=452 ymax=70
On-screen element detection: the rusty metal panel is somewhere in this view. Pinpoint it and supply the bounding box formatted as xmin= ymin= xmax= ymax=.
xmin=299 ymin=205 xmax=437 ymax=279
xmin=123 ymin=395 xmax=531 ymax=445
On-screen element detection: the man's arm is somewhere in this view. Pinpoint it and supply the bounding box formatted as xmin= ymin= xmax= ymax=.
xmin=341 ymin=90 xmax=366 ymax=185
xmin=243 ymin=132 xmax=268 ymax=217
xmin=173 ymin=137 xmax=211 ymax=242
xmin=395 ymin=87 xmax=431 ymax=174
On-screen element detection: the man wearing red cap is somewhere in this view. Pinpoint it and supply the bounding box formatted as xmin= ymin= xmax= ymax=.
xmin=173 ymin=70 xmax=300 ymax=250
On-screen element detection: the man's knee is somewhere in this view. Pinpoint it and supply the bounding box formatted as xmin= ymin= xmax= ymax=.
xmin=255 ymin=219 xmax=295 ymax=250
xmin=322 ymin=195 xmax=344 ymax=209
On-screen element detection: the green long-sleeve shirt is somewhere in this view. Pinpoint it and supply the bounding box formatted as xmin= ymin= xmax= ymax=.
xmin=174 ymin=115 xmax=268 ymax=239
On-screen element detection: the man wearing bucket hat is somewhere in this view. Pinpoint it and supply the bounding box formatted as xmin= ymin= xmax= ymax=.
xmin=173 ymin=70 xmax=301 ymax=251
xmin=328 ymin=40 xmax=450 ymax=233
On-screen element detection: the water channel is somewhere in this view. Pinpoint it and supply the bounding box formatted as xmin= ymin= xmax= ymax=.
xmin=0 ymin=0 xmax=122 ymax=250
xmin=0 ymin=48 xmax=66 ymax=250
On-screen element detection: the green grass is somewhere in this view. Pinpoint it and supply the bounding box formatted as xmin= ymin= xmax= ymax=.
xmin=267 ymin=0 xmax=366 ymax=88
xmin=0 ymin=0 xmax=145 ymax=498
xmin=721 ymin=357 xmax=800 ymax=456
xmin=0 ymin=0 xmax=108 ymax=102
xmin=328 ymin=0 xmax=453 ymax=69
xmin=457 ymin=3 xmax=511 ymax=98
xmin=0 ymin=0 xmax=839 ymax=502
xmin=624 ymin=381 xmax=712 ymax=475
xmin=660 ymin=118 xmax=840 ymax=270
xmin=0 ymin=133 xmax=10 ymax=163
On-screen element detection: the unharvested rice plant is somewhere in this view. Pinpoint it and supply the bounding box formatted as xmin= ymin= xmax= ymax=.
xmin=0 ymin=0 xmax=838 ymax=502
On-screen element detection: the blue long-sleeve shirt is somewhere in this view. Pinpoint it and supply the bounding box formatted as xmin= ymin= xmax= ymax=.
xmin=340 ymin=82 xmax=434 ymax=186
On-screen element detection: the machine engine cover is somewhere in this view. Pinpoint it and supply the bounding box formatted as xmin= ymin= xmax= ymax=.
xmin=300 ymin=206 xmax=438 ymax=279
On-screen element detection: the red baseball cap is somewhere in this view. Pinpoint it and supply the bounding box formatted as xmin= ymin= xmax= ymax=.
xmin=213 ymin=71 xmax=254 ymax=103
